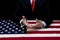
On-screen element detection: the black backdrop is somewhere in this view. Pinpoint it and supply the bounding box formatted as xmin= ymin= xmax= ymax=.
xmin=0 ymin=0 xmax=60 ymax=20
xmin=50 ymin=0 xmax=60 ymax=19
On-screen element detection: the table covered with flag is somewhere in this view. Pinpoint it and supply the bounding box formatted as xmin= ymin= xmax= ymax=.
xmin=0 ymin=20 xmax=60 ymax=40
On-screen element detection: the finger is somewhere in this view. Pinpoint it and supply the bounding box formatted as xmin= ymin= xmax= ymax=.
xmin=36 ymin=18 xmax=40 ymax=23
xmin=35 ymin=18 xmax=38 ymax=20
xmin=22 ymin=16 xmax=26 ymax=20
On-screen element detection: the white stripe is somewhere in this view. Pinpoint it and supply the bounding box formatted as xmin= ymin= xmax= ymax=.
xmin=29 ymin=23 xmax=60 ymax=26
xmin=53 ymin=20 xmax=60 ymax=22
xmin=27 ymin=20 xmax=60 ymax=22
xmin=50 ymin=24 xmax=60 ymax=26
xmin=0 ymin=34 xmax=60 ymax=38
xmin=27 ymin=20 xmax=60 ymax=26
xmin=27 ymin=28 xmax=60 ymax=31
xmin=27 ymin=20 xmax=36 ymax=22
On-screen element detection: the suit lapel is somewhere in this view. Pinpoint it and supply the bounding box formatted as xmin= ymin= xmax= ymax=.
xmin=22 ymin=0 xmax=31 ymax=8
xmin=22 ymin=0 xmax=41 ymax=12
xmin=35 ymin=0 xmax=41 ymax=7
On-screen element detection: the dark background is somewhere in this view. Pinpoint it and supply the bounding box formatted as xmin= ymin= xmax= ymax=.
xmin=0 ymin=0 xmax=60 ymax=20
xmin=50 ymin=0 xmax=60 ymax=19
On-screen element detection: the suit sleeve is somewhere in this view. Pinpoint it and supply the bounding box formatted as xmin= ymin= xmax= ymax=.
xmin=15 ymin=0 xmax=26 ymax=26
xmin=42 ymin=0 xmax=52 ymax=28
xmin=15 ymin=0 xmax=23 ymax=21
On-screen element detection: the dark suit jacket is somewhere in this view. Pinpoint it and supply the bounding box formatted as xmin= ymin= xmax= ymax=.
xmin=15 ymin=0 xmax=52 ymax=28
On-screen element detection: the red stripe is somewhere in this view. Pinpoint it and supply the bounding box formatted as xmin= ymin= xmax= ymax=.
xmin=49 ymin=26 xmax=60 ymax=28
xmin=0 ymin=37 xmax=60 ymax=40
xmin=27 ymin=31 xmax=60 ymax=34
xmin=52 ymin=22 xmax=60 ymax=23
xmin=28 ymin=22 xmax=36 ymax=24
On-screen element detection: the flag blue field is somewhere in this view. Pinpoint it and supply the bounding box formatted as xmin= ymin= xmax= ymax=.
xmin=0 ymin=19 xmax=25 ymax=34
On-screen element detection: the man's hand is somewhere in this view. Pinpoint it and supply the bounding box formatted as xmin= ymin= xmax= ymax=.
xmin=31 ymin=19 xmax=43 ymax=29
xmin=36 ymin=19 xmax=42 ymax=27
xmin=22 ymin=16 xmax=43 ymax=29
xmin=22 ymin=16 xmax=32 ymax=28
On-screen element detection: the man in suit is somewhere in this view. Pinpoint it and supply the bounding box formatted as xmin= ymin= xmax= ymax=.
xmin=15 ymin=0 xmax=52 ymax=29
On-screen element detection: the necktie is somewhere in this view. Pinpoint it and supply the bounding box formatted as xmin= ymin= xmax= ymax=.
xmin=31 ymin=0 xmax=35 ymax=12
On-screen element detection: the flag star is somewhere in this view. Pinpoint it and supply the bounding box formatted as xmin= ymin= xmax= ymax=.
xmin=11 ymin=21 xmax=13 ymax=23
xmin=13 ymin=26 xmax=15 ymax=28
xmin=9 ymin=28 xmax=12 ymax=30
xmin=8 ymin=31 xmax=11 ymax=33
xmin=19 ymin=30 xmax=21 ymax=31
xmin=0 ymin=22 xmax=1 ymax=23
xmin=12 ymin=29 xmax=15 ymax=32
xmin=1 ymin=32 xmax=4 ymax=34
xmin=8 ymin=20 xmax=11 ymax=22
xmin=21 ymin=25 xmax=24 ymax=28
xmin=1 ymin=23 xmax=4 ymax=25
xmin=5 ymin=30 xmax=8 ymax=32
xmin=2 ymin=28 xmax=5 ymax=30
xmin=0 ymin=26 xmax=2 ymax=28
xmin=5 ymin=22 xmax=7 ymax=23
xmin=16 ymin=28 xmax=18 ymax=30
xmin=7 ymin=23 xmax=10 ymax=25
xmin=4 ymin=24 xmax=6 ymax=26
xmin=6 ymin=26 xmax=9 ymax=28
xmin=2 ymin=20 xmax=5 ymax=22
xmin=15 ymin=31 xmax=18 ymax=33
xmin=10 ymin=24 xmax=13 ymax=26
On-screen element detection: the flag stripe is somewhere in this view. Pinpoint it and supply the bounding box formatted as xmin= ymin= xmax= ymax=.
xmin=53 ymin=20 xmax=60 ymax=22
xmin=49 ymin=26 xmax=60 ymax=28
xmin=28 ymin=22 xmax=60 ymax=24
xmin=29 ymin=23 xmax=60 ymax=26
xmin=27 ymin=20 xmax=60 ymax=22
xmin=27 ymin=28 xmax=60 ymax=31
xmin=27 ymin=31 xmax=60 ymax=34
xmin=0 ymin=34 xmax=60 ymax=38
xmin=0 ymin=37 xmax=60 ymax=40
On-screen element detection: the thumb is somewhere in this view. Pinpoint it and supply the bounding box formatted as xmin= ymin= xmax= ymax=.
xmin=36 ymin=18 xmax=39 ymax=22
xmin=22 ymin=16 xmax=26 ymax=19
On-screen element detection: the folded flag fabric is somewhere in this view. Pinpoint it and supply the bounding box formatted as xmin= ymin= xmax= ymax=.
xmin=0 ymin=20 xmax=60 ymax=40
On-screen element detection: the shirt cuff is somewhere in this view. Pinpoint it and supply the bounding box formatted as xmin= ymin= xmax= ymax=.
xmin=20 ymin=19 xmax=25 ymax=28
xmin=41 ymin=21 xmax=46 ymax=28
xmin=20 ymin=19 xmax=23 ymax=24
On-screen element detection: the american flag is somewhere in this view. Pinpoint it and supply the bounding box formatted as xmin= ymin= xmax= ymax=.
xmin=0 ymin=19 xmax=60 ymax=40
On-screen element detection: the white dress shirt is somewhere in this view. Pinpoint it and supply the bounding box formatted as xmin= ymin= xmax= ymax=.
xmin=30 ymin=0 xmax=35 ymax=4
